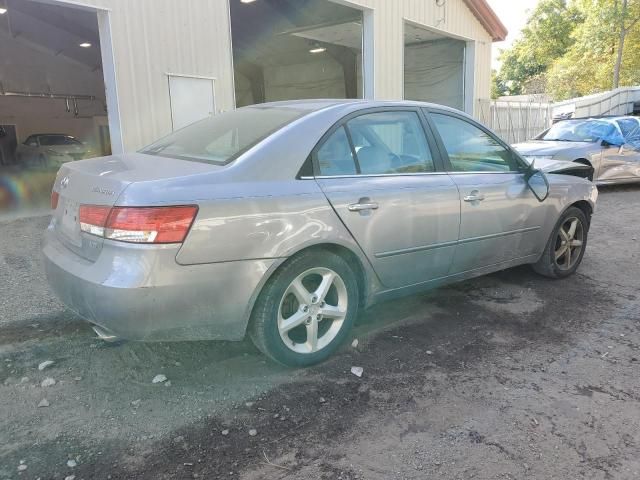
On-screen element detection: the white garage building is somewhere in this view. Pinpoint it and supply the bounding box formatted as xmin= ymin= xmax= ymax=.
xmin=0 ymin=0 xmax=506 ymax=160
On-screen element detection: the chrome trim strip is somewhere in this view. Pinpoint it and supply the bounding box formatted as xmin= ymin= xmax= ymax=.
xmin=374 ymin=226 xmax=541 ymax=259
xmin=309 ymin=171 xmax=524 ymax=180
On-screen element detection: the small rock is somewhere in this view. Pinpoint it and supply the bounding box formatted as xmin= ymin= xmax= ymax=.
xmin=351 ymin=339 xmax=359 ymax=348
xmin=319 ymin=397 xmax=327 ymax=404
xmin=165 ymin=381 xmax=172 ymax=387
xmin=245 ymin=402 xmax=254 ymax=408
xmin=248 ymin=429 xmax=258 ymax=437
xmin=131 ymin=399 xmax=141 ymax=407
xmin=38 ymin=398 xmax=50 ymax=408
xmin=426 ymin=350 xmax=434 ymax=355
xmin=65 ymin=476 xmax=75 ymax=480
xmin=273 ymin=413 xmax=279 ymax=419
xmin=74 ymin=377 xmax=82 ymax=382
xmin=38 ymin=360 xmax=55 ymax=371
xmin=18 ymin=463 xmax=27 ymax=471
xmin=41 ymin=377 xmax=56 ymax=388
xmin=173 ymin=435 xmax=185 ymax=443
xmin=351 ymin=366 xmax=363 ymax=377
xmin=221 ymin=429 xmax=230 ymax=436
xmin=152 ymin=374 xmax=167 ymax=384
xmin=67 ymin=459 xmax=77 ymax=468
xmin=20 ymin=377 xmax=30 ymax=384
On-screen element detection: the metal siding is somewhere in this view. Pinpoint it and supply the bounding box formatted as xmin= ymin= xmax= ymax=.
xmin=75 ymin=0 xmax=492 ymax=151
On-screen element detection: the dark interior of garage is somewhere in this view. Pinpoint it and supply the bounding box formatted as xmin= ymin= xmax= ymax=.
xmin=0 ymin=0 xmax=109 ymax=210
xmin=230 ymin=0 xmax=364 ymax=107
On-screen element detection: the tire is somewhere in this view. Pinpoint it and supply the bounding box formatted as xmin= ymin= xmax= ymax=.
xmin=249 ymin=250 xmax=359 ymax=367
xmin=532 ymin=206 xmax=589 ymax=279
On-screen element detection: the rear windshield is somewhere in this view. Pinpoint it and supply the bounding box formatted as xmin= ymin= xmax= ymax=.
xmin=141 ymin=106 xmax=306 ymax=164
xmin=39 ymin=135 xmax=82 ymax=146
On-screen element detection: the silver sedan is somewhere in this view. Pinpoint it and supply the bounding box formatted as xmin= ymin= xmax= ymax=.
xmin=43 ymin=100 xmax=598 ymax=366
xmin=514 ymin=117 xmax=640 ymax=185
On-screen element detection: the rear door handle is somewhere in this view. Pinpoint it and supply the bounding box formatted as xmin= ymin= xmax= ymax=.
xmin=463 ymin=192 xmax=486 ymax=203
xmin=348 ymin=202 xmax=379 ymax=212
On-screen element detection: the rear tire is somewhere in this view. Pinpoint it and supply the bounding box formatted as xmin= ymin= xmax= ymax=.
xmin=532 ymin=206 xmax=589 ymax=279
xmin=249 ymin=250 xmax=359 ymax=367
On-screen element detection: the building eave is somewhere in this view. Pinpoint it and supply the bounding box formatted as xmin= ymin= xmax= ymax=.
xmin=463 ymin=0 xmax=508 ymax=42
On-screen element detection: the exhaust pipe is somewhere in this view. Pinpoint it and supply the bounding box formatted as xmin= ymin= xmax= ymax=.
xmin=92 ymin=325 xmax=119 ymax=343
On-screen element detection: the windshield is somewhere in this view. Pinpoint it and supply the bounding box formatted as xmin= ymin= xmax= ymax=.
xmin=616 ymin=118 xmax=640 ymax=141
xmin=39 ymin=135 xmax=82 ymax=146
xmin=541 ymin=119 xmax=624 ymax=144
xmin=141 ymin=106 xmax=307 ymax=164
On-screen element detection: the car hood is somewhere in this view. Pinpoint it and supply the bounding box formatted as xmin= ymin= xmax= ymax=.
xmin=513 ymin=140 xmax=595 ymax=156
xmin=520 ymin=157 xmax=591 ymax=174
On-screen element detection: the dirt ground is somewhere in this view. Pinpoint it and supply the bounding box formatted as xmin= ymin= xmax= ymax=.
xmin=1 ymin=185 xmax=639 ymax=480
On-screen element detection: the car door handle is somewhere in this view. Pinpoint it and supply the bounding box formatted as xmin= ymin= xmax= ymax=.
xmin=463 ymin=193 xmax=486 ymax=202
xmin=348 ymin=202 xmax=379 ymax=212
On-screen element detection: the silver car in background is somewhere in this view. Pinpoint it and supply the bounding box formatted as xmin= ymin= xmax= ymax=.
xmin=17 ymin=133 xmax=93 ymax=168
xmin=43 ymin=100 xmax=598 ymax=366
xmin=514 ymin=117 xmax=640 ymax=185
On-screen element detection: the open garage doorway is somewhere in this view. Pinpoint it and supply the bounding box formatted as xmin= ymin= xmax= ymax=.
xmin=0 ymin=0 xmax=112 ymax=213
xmin=404 ymin=23 xmax=468 ymax=112
xmin=230 ymin=0 xmax=364 ymax=107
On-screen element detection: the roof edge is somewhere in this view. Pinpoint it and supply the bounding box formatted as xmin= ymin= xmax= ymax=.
xmin=463 ymin=0 xmax=508 ymax=42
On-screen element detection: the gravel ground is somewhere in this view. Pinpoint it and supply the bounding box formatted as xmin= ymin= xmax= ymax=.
xmin=1 ymin=185 xmax=639 ymax=479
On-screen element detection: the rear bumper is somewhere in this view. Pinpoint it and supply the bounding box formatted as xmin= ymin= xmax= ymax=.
xmin=43 ymin=225 xmax=276 ymax=341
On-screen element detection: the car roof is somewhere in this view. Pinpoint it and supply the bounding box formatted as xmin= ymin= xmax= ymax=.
xmin=246 ymin=99 xmax=466 ymax=116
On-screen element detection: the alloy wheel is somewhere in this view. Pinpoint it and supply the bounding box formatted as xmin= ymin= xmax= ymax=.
xmin=277 ymin=267 xmax=348 ymax=354
xmin=554 ymin=216 xmax=584 ymax=271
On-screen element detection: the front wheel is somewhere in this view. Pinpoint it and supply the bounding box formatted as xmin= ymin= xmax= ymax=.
xmin=249 ymin=250 xmax=359 ymax=367
xmin=532 ymin=206 xmax=589 ymax=279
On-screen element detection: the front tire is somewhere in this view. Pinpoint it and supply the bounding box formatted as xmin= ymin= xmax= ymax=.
xmin=249 ymin=250 xmax=359 ymax=367
xmin=532 ymin=206 xmax=589 ymax=279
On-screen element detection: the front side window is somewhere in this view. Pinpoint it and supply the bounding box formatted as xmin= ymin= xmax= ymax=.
xmin=430 ymin=113 xmax=520 ymax=173
xmin=347 ymin=111 xmax=434 ymax=174
xmin=142 ymin=106 xmax=306 ymax=164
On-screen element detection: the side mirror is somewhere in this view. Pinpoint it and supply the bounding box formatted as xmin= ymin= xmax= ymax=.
xmin=526 ymin=169 xmax=550 ymax=202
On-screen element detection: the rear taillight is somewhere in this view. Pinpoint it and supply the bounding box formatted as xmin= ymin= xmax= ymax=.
xmin=79 ymin=205 xmax=197 ymax=244
xmin=51 ymin=191 xmax=59 ymax=210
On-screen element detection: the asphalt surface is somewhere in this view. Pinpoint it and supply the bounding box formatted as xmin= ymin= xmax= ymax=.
xmin=1 ymin=184 xmax=639 ymax=479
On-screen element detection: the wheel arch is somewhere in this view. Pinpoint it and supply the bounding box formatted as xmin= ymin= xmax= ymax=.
xmin=568 ymin=200 xmax=593 ymax=226
xmin=241 ymin=242 xmax=373 ymax=337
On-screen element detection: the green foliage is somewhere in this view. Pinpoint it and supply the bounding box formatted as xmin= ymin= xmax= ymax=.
xmin=495 ymin=0 xmax=582 ymax=95
xmin=496 ymin=0 xmax=640 ymax=100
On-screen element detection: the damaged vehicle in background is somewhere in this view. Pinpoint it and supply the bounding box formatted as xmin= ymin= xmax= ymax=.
xmin=43 ymin=100 xmax=598 ymax=367
xmin=513 ymin=116 xmax=640 ymax=184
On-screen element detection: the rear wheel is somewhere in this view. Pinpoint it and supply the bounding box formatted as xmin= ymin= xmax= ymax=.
xmin=249 ymin=250 xmax=359 ymax=367
xmin=532 ymin=206 xmax=588 ymax=279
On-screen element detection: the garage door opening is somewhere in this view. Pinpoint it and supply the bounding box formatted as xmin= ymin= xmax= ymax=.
xmin=404 ymin=23 xmax=467 ymax=111
xmin=0 ymin=0 xmax=111 ymax=213
xmin=230 ymin=0 xmax=364 ymax=107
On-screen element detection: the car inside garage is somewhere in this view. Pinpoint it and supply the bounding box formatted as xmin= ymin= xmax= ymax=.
xmin=230 ymin=0 xmax=364 ymax=107
xmin=0 ymin=0 xmax=110 ymax=210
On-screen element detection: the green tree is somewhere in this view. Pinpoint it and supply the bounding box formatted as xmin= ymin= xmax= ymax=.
xmin=496 ymin=0 xmax=582 ymax=95
xmin=546 ymin=0 xmax=640 ymax=99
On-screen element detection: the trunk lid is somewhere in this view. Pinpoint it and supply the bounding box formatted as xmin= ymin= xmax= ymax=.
xmin=52 ymin=152 xmax=218 ymax=261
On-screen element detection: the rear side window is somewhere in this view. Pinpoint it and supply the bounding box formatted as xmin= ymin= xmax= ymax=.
xmin=316 ymin=110 xmax=435 ymax=176
xmin=430 ymin=113 xmax=520 ymax=172
xmin=142 ymin=106 xmax=306 ymax=164
xmin=317 ymin=127 xmax=358 ymax=176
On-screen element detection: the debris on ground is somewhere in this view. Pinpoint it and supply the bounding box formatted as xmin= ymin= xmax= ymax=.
xmin=248 ymin=429 xmax=258 ymax=437
xmin=221 ymin=429 xmax=230 ymax=436
xmin=38 ymin=360 xmax=54 ymax=371
xmin=351 ymin=366 xmax=364 ymax=377
xmin=131 ymin=399 xmax=141 ymax=408
xmin=152 ymin=374 xmax=167 ymax=384
xmin=65 ymin=475 xmax=75 ymax=480
xmin=17 ymin=461 xmax=27 ymax=471
xmin=351 ymin=339 xmax=359 ymax=348
xmin=38 ymin=398 xmax=50 ymax=408
xmin=41 ymin=377 xmax=56 ymax=387
xmin=426 ymin=350 xmax=434 ymax=355
xmin=319 ymin=397 xmax=327 ymax=404
xmin=67 ymin=459 xmax=77 ymax=467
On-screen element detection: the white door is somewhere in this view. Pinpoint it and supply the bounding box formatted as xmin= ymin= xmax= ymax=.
xmin=168 ymin=75 xmax=216 ymax=131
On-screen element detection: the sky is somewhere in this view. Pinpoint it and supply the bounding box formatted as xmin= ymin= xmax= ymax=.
xmin=487 ymin=0 xmax=540 ymax=71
